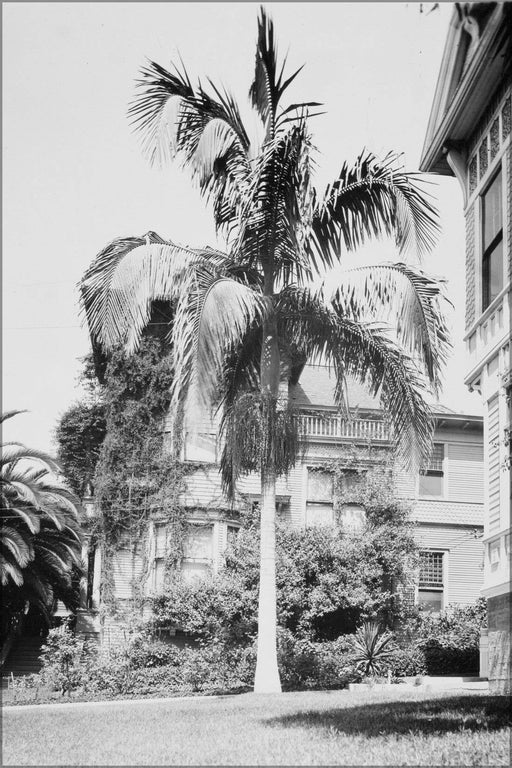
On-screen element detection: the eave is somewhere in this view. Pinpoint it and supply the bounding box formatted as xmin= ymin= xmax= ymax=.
xmin=420 ymin=3 xmax=510 ymax=175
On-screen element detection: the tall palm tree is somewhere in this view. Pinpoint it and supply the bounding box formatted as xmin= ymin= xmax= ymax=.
xmin=1 ymin=412 xmax=83 ymax=631
xmin=80 ymin=8 xmax=450 ymax=692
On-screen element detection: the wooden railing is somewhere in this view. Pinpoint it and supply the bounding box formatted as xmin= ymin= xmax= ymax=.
xmin=298 ymin=413 xmax=391 ymax=442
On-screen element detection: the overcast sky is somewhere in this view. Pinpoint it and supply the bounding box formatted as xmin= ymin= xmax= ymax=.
xmin=3 ymin=2 xmax=483 ymax=452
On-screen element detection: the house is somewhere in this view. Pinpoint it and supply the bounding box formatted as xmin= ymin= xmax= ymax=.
xmin=419 ymin=1 xmax=511 ymax=694
xmin=76 ymin=365 xmax=484 ymax=647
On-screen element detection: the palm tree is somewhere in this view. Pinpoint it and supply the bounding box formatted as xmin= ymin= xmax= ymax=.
xmin=80 ymin=8 xmax=450 ymax=692
xmin=1 ymin=412 xmax=83 ymax=633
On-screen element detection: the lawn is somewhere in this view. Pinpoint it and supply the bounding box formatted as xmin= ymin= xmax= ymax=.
xmin=2 ymin=688 xmax=510 ymax=766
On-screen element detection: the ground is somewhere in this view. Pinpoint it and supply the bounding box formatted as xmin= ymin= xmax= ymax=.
xmin=3 ymin=688 xmax=510 ymax=766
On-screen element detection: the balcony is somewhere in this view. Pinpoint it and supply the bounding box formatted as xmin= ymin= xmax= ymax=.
xmin=298 ymin=413 xmax=391 ymax=443
xmin=466 ymin=288 xmax=511 ymax=383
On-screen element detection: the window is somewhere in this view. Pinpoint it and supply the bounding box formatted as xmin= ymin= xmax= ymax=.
xmin=482 ymin=170 xmax=503 ymax=311
xmin=339 ymin=504 xmax=366 ymax=531
xmin=152 ymin=522 xmax=168 ymax=592
xmin=182 ymin=523 xmax=213 ymax=583
xmin=86 ymin=546 xmax=96 ymax=608
xmin=227 ymin=525 xmax=239 ymax=547
xmin=418 ymin=551 xmax=444 ymax=612
xmin=306 ymin=469 xmax=334 ymax=527
xmin=249 ymin=497 xmax=290 ymax=518
xmin=489 ymin=540 xmax=501 ymax=570
xmin=419 ymin=443 xmax=444 ymax=496
xmin=183 ymin=432 xmax=217 ymax=462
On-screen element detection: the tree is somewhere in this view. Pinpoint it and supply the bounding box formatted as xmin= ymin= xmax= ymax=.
xmin=55 ymin=400 xmax=106 ymax=497
xmin=80 ymin=8 xmax=450 ymax=692
xmin=1 ymin=412 xmax=84 ymax=638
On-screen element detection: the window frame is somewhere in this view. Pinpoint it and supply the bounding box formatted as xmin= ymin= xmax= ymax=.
xmin=305 ymin=467 xmax=335 ymax=527
xmin=418 ymin=442 xmax=446 ymax=498
xmin=417 ymin=549 xmax=446 ymax=613
xmin=481 ymin=167 xmax=504 ymax=312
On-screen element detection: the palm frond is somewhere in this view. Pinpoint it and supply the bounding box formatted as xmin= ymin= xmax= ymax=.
xmin=232 ymin=120 xmax=316 ymax=284
xmin=172 ymin=274 xmax=269 ymax=417
xmin=276 ymin=286 xmax=434 ymax=467
xmin=0 ymin=410 xmax=28 ymax=424
xmin=128 ymin=59 xmax=195 ymax=165
xmin=331 ymin=262 xmax=452 ymax=396
xmin=311 ymin=150 xmax=440 ymax=267
xmin=249 ymin=7 xmax=307 ymax=133
xmin=130 ymin=60 xmax=251 ymax=235
xmin=220 ymin=392 xmax=302 ymax=498
xmin=80 ymin=234 xmax=229 ymax=353
xmin=1 ymin=444 xmax=59 ymax=472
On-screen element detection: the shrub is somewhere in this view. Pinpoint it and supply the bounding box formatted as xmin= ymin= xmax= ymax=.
xmin=403 ymin=599 xmax=487 ymax=676
xmin=38 ymin=622 xmax=97 ymax=695
xmin=347 ymin=622 xmax=397 ymax=678
xmin=124 ymin=634 xmax=183 ymax=668
xmin=387 ymin=645 xmax=427 ymax=677
xmin=276 ymin=629 xmax=361 ymax=690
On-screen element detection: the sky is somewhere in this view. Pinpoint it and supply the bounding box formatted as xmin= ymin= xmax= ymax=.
xmin=2 ymin=1 xmax=483 ymax=453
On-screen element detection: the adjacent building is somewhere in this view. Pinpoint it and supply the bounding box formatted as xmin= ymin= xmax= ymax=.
xmin=420 ymin=1 xmax=511 ymax=693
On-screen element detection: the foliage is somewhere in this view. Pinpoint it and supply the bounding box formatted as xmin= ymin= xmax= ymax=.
xmin=54 ymin=399 xmax=106 ymax=497
xmin=92 ymin=335 xmax=183 ymax=545
xmin=386 ymin=645 xmax=427 ymax=678
xmin=1 ymin=412 xmax=83 ymax=637
xmin=347 ymin=622 xmax=397 ymax=678
xmin=149 ymin=501 xmax=417 ymax=646
xmin=38 ymin=621 xmax=96 ymax=695
xmin=81 ymin=7 xmax=450 ymax=691
xmin=411 ymin=599 xmax=487 ymax=675
xmin=276 ymin=628 xmax=361 ymax=690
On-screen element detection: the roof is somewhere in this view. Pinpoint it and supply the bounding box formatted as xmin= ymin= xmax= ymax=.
xmin=289 ymin=365 xmax=483 ymax=427
xmin=289 ymin=365 xmax=382 ymax=411
xmin=420 ymin=3 xmax=510 ymax=175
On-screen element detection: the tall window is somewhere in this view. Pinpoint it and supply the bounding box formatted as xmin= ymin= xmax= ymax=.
xmin=306 ymin=469 xmax=334 ymax=527
xmin=419 ymin=443 xmax=445 ymax=497
xmin=482 ymin=170 xmax=503 ymax=311
xmin=182 ymin=523 xmax=213 ymax=582
xmin=153 ymin=522 xmax=168 ymax=592
xmin=337 ymin=471 xmax=365 ymax=531
xmin=418 ymin=550 xmax=444 ymax=612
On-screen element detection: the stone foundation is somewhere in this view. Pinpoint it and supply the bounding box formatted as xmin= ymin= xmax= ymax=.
xmin=487 ymin=592 xmax=511 ymax=695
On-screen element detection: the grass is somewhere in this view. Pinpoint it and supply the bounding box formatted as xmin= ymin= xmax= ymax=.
xmin=2 ymin=688 xmax=510 ymax=766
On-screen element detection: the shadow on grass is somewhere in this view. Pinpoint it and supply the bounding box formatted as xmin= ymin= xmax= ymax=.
xmin=265 ymin=695 xmax=511 ymax=737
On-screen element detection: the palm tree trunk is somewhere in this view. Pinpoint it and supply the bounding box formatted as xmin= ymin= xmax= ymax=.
xmin=254 ymin=316 xmax=282 ymax=694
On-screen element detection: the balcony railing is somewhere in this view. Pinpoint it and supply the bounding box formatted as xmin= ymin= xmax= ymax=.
xmin=298 ymin=413 xmax=391 ymax=442
xmin=466 ymin=289 xmax=511 ymax=380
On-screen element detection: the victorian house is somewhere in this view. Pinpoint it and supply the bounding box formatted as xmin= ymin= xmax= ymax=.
xmin=74 ymin=365 xmax=484 ymax=650
xmin=419 ymin=2 xmax=511 ymax=693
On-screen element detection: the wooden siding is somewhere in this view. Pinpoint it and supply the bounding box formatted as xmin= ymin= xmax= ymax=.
xmin=487 ymin=397 xmax=501 ymax=534
xmin=112 ymin=547 xmax=145 ymax=600
xmin=415 ymin=523 xmax=484 ymax=605
xmin=447 ymin=442 xmax=484 ymax=502
xmin=414 ymin=499 xmax=483 ymax=526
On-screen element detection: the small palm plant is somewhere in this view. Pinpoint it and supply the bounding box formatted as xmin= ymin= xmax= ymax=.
xmin=349 ymin=621 xmax=397 ymax=679
xmin=1 ymin=411 xmax=83 ymax=629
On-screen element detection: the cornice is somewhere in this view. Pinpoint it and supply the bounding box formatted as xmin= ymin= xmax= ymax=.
xmin=420 ymin=3 xmax=509 ymax=174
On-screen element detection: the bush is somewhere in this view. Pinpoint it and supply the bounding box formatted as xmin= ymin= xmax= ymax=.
xmin=387 ymin=646 xmax=427 ymax=677
xmin=404 ymin=600 xmax=487 ymax=676
xmin=276 ymin=629 xmax=361 ymax=690
xmin=38 ymin=622 xmax=97 ymax=695
xmin=123 ymin=634 xmax=183 ymax=668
